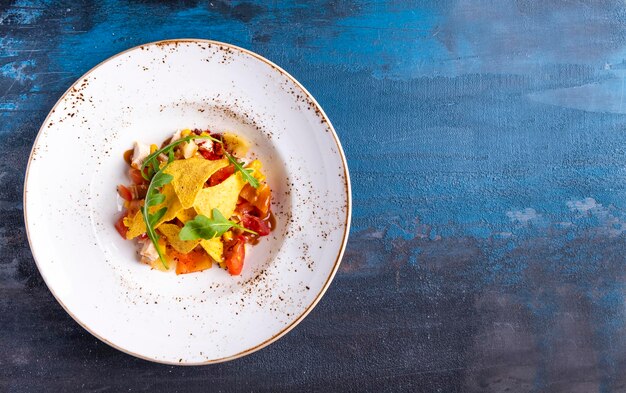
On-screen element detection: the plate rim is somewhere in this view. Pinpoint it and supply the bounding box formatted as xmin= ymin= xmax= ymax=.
xmin=22 ymin=38 xmax=352 ymax=365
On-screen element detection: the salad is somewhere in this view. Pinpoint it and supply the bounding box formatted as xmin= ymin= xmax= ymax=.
xmin=114 ymin=129 xmax=273 ymax=275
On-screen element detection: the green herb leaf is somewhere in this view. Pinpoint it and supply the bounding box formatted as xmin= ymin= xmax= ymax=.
xmin=149 ymin=207 xmax=168 ymax=227
xmin=142 ymin=164 xmax=174 ymax=269
xmin=145 ymin=193 xmax=166 ymax=207
xmin=225 ymin=153 xmax=260 ymax=189
xmin=151 ymin=171 xmax=173 ymax=189
xmin=179 ymin=208 xmax=257 ymax=241
xmin=140 ymin=208 xmax=167 ymax=267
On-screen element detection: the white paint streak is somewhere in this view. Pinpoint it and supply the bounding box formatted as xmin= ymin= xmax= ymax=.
xmin=0 ymin=60 xmax=36 ymax=83
xmin=567 ymin=197 xmax=626 ymax=237
xmin=0 ymin=37 xmax=21 ymax=57
xmin=506 ymin=208 xmax=539 ymax=224
xmin=0 ymin=0 xmax=48 ymax=25
xmin=567 ymin=197 xmax=598 ymax=212
xmin=528 ymin=70 xmax=626 ymax=115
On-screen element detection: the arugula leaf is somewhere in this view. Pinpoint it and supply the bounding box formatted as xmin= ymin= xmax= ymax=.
xmin=225 ymin=153 xmax=260 ymax=189
xmin=149 ymin=207 xmax=168 ymax=227
xmin=151 ymin=171 xmax=173 ymax=188
xmin=145 ymin=193 xmax=166 ymax=207
xmin=141 ymin=165 xmax=174 ymax=268
xmin=179 ymin=208 xmax=257 ymax=241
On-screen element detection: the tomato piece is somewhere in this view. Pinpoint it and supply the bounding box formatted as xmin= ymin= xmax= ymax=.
xmin=235 ymin=199 xmax=255 ymax=215
xmin=126 ymin=199 xmax=143 ymax=215
xmin=197 ymin=138 xmax=223 ymax=161
xmin=240 ymin=184 xmax=271 ymax=216
xmin=224 ymin=237 xmax=245 ymax=275
xmin=129 ymin=168 xmax=148 ymax=185
xmin=173 ymin=249 xmax=213 ymax=275
xmin=242 ymin=214 xmax=271 ymax=236
xmin=207 ymin=165 xmax=235 ymax=186
xmin=194 ymin=131 xmax=225 ymax=160
xmin=129 ymin=184 xmax=148 ymax=200
xmin=198 ymin=145 xmax=223 ymax=160
xmin=254 ymin=184 xmax=271 ymax=216
xmin=114 ymin=214 xmax=128 ymax=239
xmin=117 ymin=184 xmax=133 ymax=201
xmin=198 ymin=148 xmax=216 ymax=160
xmin=239 ymin=184 xmax=256 ymax=204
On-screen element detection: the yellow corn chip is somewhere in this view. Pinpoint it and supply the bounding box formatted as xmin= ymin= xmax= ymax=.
xmin=150 ymin=258 xmax=169 ymax=271
xmin=157 ymin=183 xmax=183 ymax=223
xmin=157 ymin=223 xmax=200 ymax=253
xmin=125 ymin=210 xmax=146 ymax=239
xmin=124 ymin=183 xmax=182 ymax=239
xmin=176 ymin=207 xmax=196 ymax=223
xmin=200 ymin=237 xmax=224 ymax=262
xmin=164 ymin=157 xmax=228 ymax=208
xmin=194 ymin=172 xmax=246 ymax=220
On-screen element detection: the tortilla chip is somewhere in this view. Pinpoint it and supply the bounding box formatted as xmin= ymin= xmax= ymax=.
xmin=164 ymin=157 xmax=228 ymax=208
xmin=158 ymin=223 xmax=200 ymax=253
xmin=150 ymin=257 xmax=170 ymax=271
xmin=157 ymin=183 xmax=183 ymax=223
xmin=176 ymin=207 xmax=197 ymax=223
xmin=194 ymin=172 xmax=246 ymax=220
xmin=125 ymin=210 xmax=146 ymax=240
xmin=124 ymin=183 xmax=182 ymax=239
xmin=200 ymin=237 xmax=223 ymax=262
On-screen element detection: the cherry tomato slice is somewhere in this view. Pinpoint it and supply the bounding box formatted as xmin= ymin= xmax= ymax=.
xmin=198 ymin=139 xmax=224 ymax=160
xmin=254 ymin=184 xmax=271 ymax=216
xmin=235 ymin=198 xmax=255 ymax=215
xmin=130 ymin=184 xmax=148 ymax=200
xmin=242 ymin=214 xmax=271 ymax=236
xmin=114 ymin=214 xmax=128 ymax=239
xmin=224 ymin=237 xmax=245 ymax=275
xmin=207 ymin=165 xmax=235 ymax=186
xmin=129 ymin=168 xmax=148 ymax=185
xmin=117 ymin=184 xmax=133 ymax=201
xmin=239 ymin=184 xmax=271 ymax=216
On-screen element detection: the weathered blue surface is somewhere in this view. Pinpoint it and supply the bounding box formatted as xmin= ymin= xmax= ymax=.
xmin=3 ymin=1 xmax=626 ymax=391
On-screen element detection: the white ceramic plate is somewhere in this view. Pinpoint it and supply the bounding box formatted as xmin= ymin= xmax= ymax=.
xmin=24 ymin=39 xmax=350 ymax=364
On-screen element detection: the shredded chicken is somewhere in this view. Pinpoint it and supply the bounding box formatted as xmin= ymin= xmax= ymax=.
xmin=170 ymin=129 xmax=182 ymax=143
xmin=181 ymin=140 xmax=198 ymax=159
xmin=139 ymin=239 xmax=159 ymax=264
xmin=131 ymin=142 xmax=150 ymax=169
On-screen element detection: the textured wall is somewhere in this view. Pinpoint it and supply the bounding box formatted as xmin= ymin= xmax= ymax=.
xmin=2 ymin=1 xmax=626 ymax=392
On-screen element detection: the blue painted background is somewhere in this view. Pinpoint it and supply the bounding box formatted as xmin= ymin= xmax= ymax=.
xmin=2 ymin=1 xmax=626 ymax=391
